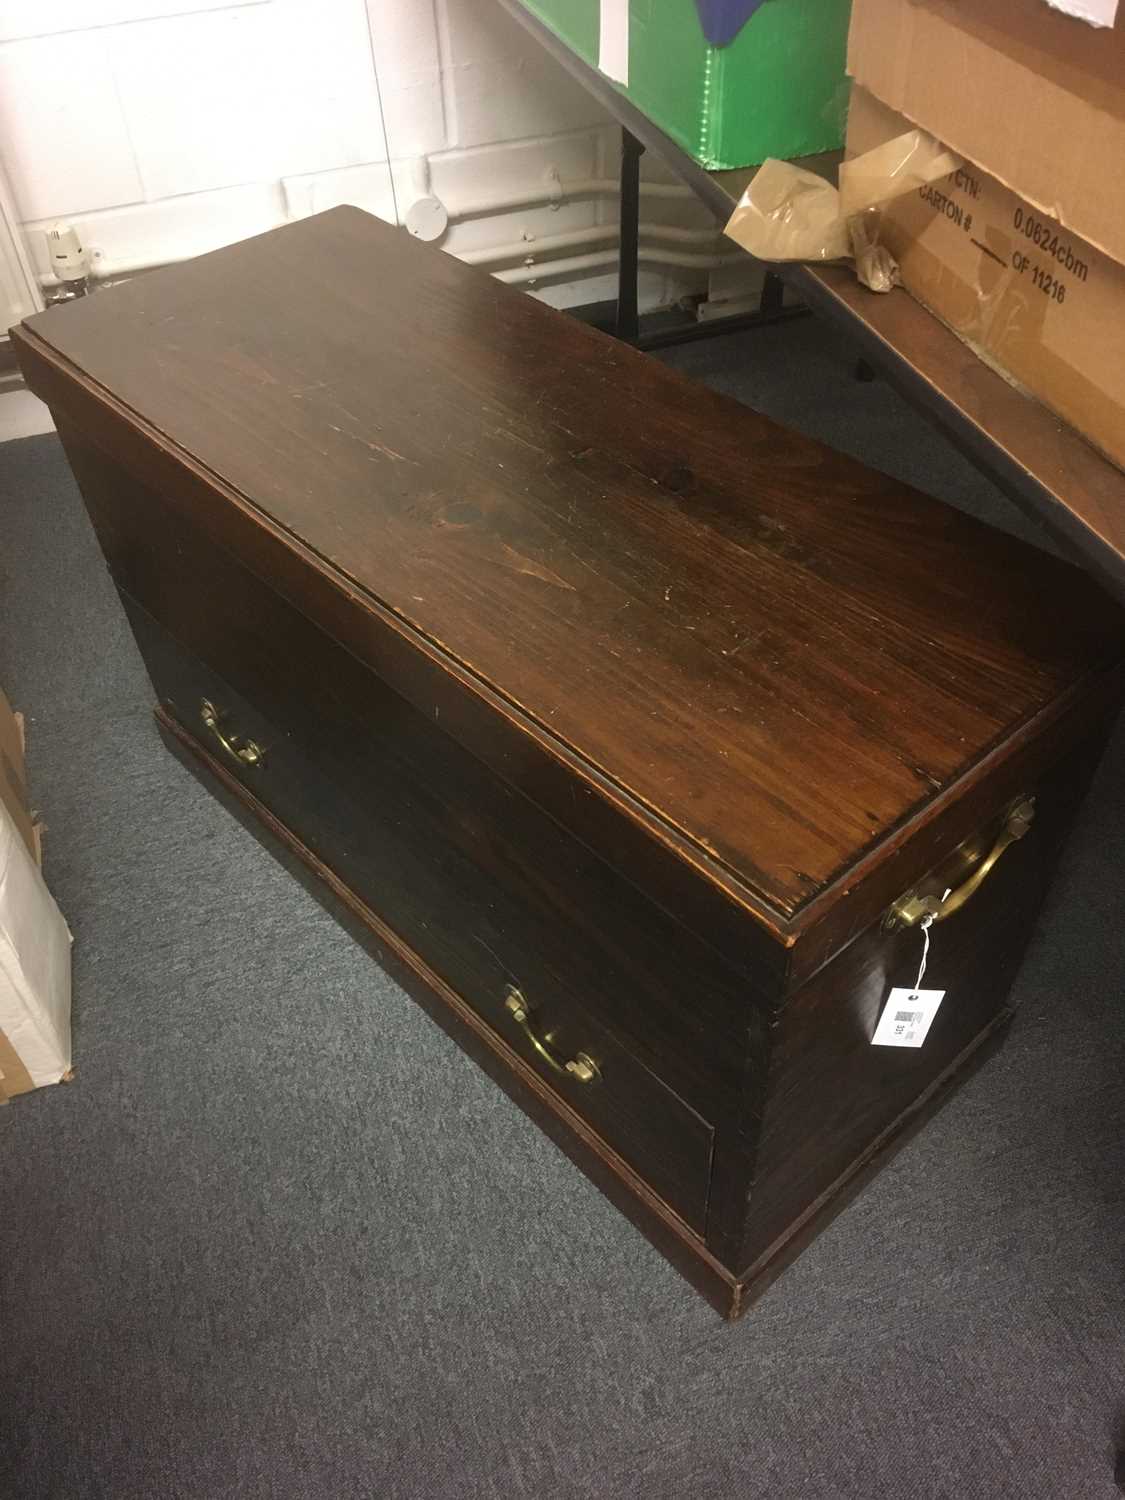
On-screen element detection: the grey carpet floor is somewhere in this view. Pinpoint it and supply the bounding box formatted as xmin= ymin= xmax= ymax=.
xmin=1 ymin=317 xmax=1123 ymax=1500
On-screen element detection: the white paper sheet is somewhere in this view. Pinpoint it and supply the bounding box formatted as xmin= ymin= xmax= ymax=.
xmin=1044 ymin=0 xmax=1118 ymax=27
xmin=598 ymin=0 xmax=630 ymax=85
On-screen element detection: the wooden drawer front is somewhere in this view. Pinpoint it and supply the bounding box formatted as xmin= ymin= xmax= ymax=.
xmin=124 ymin=594 xmax=715 ymax=1228
xmin=62 ymin=423 xmax=759 ymax=1131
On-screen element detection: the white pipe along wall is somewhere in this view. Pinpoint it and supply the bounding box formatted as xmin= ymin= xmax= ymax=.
xmin=495 ymin=247 xmax=744 ymax=287
xmin=38 ymin=170 xmax=735 ymax=290
xmin=5 ymin=0 xmax=748 ymax=315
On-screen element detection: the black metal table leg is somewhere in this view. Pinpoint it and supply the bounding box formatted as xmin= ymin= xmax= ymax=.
xmin=616 ymin=127 xmax=644 ymax=343
xmin=759 ymin=272 xmax=784 ymax=316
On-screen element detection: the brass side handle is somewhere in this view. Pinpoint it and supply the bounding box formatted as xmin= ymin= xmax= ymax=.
xmin=884 ymin=795 xmax=1035 ymax=932
xmin=503 ymin=987 xmax=600 ymax=1085
xmin=199 ymin=698 xmax=264 ymax=768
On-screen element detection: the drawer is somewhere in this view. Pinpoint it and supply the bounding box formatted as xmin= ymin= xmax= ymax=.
xmin=125 ymin=593 xmax=717 ymax=1231
xmin=62 ymin=422 xmax=758 ymax=1127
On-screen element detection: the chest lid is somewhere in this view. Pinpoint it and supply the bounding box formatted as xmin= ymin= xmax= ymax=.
xmin=15 ymin=208 xmax=1125 ymax=932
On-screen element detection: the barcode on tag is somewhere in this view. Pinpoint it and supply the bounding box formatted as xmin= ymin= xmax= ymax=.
xmin=872 ymin=987 xmax=945 ymax=1048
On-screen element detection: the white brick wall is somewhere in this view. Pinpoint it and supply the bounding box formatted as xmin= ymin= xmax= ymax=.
xmin=0 ymin=0 xmax=731 ymax=313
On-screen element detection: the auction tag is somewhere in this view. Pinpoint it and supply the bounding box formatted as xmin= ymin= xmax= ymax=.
xmin=872 ymin=988 xmax=945 ymax=1048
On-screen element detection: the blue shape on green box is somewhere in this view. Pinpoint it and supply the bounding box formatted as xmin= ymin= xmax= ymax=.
xmin=694 ymin=0 xmax=771 ymax=48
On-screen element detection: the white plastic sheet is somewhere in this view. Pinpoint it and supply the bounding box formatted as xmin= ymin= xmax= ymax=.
xmin=1044 ymin=0 xmax=1117 ymax=26
xmin=0 ymin=799 xmax=71 ymax=1095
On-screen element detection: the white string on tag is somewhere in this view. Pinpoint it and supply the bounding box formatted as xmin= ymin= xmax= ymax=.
xmin=910 ymin=915 xmax=933 ymax=998
xmin=909 ymin=888 xmax=951 ymax=997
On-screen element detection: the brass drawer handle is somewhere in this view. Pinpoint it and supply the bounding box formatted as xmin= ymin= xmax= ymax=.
xmin=199 ymin=698 xmax=264 ymax=768
xmin=503 ymin=987 xmax=601 ymax=1084
xmin=884 ymin=795 xmax=1035 ymax=932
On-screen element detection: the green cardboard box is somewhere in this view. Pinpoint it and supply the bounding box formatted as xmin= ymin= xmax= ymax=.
xmin=515 ymin=0 xmax=851 ymax=169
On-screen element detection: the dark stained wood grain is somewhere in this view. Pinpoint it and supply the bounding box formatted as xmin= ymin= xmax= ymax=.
xmin=12 ymin=207 xmax=1125 ymax=924
xmin=17 ymin=207 xmax=1125 ymax=1316
xmin=136 ymin=597 xmax=717 ymax=1231
xmin=736 ymin=728 xmax=1108 ymax=1273
xmin=61 ymin=398 xmax=1122 ymax=1291
xmin=154 ymin=701 xmax=1018 ymax=1320
xmin=730 ymin=1010 xmax=1014 ymax=1313
xmin=154 ymin=704 xmax=744 ymax=1315
xmin=783 ymin=675 xmax=1125 ymax=988
xmin=38 ymin=357 xmax=792 ymax=981
xmin=57 ymin=421 xmax=765 ymax=1125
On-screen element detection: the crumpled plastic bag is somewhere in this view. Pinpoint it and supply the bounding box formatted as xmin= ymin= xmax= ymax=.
xmin=849 ymin=210 xmax=900 ymax=293
xmin=725 ymin=158 xmax=852 ymax=264
xmin=723 ymin=129 xmax=962 ymax=291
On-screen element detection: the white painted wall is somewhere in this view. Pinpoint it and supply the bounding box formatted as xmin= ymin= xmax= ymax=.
xmin=0 ymin=0 xmax=733 ymax=314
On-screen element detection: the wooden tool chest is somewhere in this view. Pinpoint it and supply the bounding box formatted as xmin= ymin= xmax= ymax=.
xmin=13 ymin=207 xmax=1125 ymax=1317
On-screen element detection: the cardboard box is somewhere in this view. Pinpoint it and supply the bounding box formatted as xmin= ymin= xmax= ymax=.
xmin=0 ymin=687 xmax=72 ymax=1102
xmin=847 ymin=86 xmax=1125 ymax=476
xmin=516 ymin=0 xmax=851 ymax=168
xmin=848 ymin=0 xmax=1125 ymax=270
